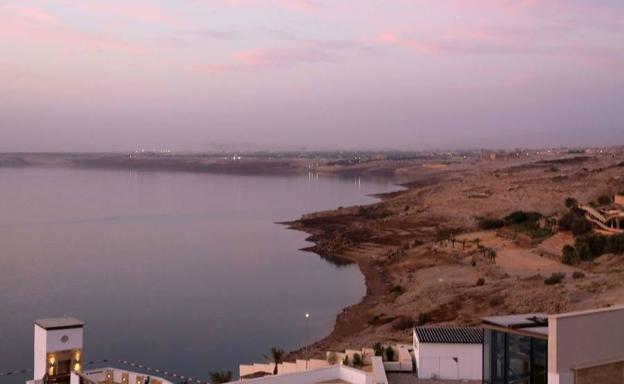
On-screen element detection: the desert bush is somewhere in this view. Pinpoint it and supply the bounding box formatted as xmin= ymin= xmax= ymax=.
xmin=532 ymin=226 xmax=553 ymax=239
xmin=391 ymin=285 xmax=405 ymax=295
xmin=606 ymin=233 xmax=624 ymax=254
xmin=597 ymin=195 xmax=612 ymax=206
xmin=357 ymin=206 xmax=391 ymax=220
xmin=388 ymin=248 xmax=407 ymax=262
xmin=489 ymin=295 xmax=504 ymax=307
xmin=476 ymin=277 xmax=485 ymax=286
xmin=479 ymin=218 xmax=505 ymax=230
xmin=342 ymin=355 xmax=349 ymax=366
xmin=564 ymin=197 xmax=578 ymax=208
xmin=572 ymin=271 xmax=586 ymax=279
xmin=417 ymin=312 xmax=432 ymax=325
xmin=571 ymin=217 xmax=593 ymax=236
xmin=352 ymin=353 xmax=363 ymax=368
xmin=436 ymin=228 xmax=456 ymax=241
xmin=544 ymin=272 xmax=566 ymax=285
xmin=373 ymin=342 xmax=384 ymax=357
xmin=393 ymin=316 xmax=415 ymax=331
xmin=558 ymin=212 xmax=576 ymax=231
xmin=562 ymin=245 xmax=579 ymax=265
xmin=504 ymin=210 xmax=542 ymax=225
xmin=210 ymin=371 xmax=233 ymax=384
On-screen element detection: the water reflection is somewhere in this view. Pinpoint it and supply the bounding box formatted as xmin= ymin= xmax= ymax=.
xmin=0 ymin=168 xmax=396 ymax=383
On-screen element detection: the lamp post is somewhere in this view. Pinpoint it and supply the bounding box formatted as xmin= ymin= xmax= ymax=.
xmin=305 ymin=313 xmax=310 ymax=368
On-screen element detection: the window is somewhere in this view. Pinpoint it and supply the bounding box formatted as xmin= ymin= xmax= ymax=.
xmin=483 ymin=330 xmax=548 ymax=384
xmin=507 ymin=334 xmax=531 ymax=384
xmin=531 ymin=339 xmax=547 ymax=384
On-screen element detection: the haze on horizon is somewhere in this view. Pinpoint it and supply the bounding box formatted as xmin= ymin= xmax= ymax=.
xmin=1 ymin=0 xmax=623 ymax=152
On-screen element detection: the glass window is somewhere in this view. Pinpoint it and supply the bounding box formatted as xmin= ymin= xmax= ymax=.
xmin=531 ymin=338 xmax=547 ymax=384
xmin=484 ymin=330 xmax=492 ymax=384
xmin=507 ymin=334 xmax=531 ymax=384
xmin=494 ymin=331 xmax=506 ymax=384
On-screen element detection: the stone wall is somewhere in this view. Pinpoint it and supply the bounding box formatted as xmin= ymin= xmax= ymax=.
xmin=575 ymin=360 xmax=624 ymax=384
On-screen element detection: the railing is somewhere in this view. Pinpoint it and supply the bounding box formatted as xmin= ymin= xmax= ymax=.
xmin=74 ymin=371 xmax=97 ymax=384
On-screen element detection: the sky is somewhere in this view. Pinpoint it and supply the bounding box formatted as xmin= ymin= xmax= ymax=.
xmin=1 ymin=0 xmax=623 ymax=152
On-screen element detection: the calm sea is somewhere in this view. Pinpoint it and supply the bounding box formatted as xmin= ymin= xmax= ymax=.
xmin=0 ymin=167 xmax=396 ymax=383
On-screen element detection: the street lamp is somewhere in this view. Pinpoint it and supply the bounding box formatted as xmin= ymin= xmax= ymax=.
xmin=305 ymin=313 xmax=310 ymax=367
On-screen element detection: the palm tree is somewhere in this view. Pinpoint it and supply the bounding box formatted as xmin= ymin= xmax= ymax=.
xmin=209 ymin=371 xmax=233 ymax=384
xmin=264 ymin=347 xmax=285 ymax=375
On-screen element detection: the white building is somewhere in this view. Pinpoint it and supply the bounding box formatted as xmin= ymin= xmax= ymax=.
xmin=31 ymin=317 xmax=84 ymax=383
xmin=482 ymin=306 xmax=624 ymax=384
xmin=26 ymin=318 xmax=173 ymax=384
xmin=412 ymin=326 xmax=483 ymax=380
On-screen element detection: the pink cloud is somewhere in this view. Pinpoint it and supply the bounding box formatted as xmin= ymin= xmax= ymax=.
xmin=200 ymin=36 xmax=375 ymax=72
xmin=0 ymin=5 xmax=146 ymax=53
xmin=15 ymin=7 xmax=54 ymax=21
xmin=65 ymin=1 xmax=174 ymax=25
xmin=215 ymin=0 xmax=320 ymax=11
xmin=375 ymin=31 xmax=439 ymax=55
xmin=203 ymin=45 xmax=336 ymax=72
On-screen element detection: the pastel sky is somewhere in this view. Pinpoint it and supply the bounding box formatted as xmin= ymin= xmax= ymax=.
xmin=1 ymin=0 xmax=623 ymax=151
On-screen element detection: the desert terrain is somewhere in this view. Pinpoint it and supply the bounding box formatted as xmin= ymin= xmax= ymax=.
xmin=285 ymin=148 xmax=624 ymax=359
xmin=3 ymin=149 xmax=624 ymax=361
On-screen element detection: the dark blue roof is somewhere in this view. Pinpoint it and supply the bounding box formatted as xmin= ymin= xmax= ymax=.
xmin=415 ymin=327 xmax=483 ymax=344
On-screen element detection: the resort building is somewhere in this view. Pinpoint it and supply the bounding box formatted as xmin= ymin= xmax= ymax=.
xmin=26 ymin=318 xmax=172 ymax=384
xmin=578 ymin=194 xmax=624 ymax=233
xmin=412 ymin=327 xmax=482 ymax=380
xmin=482 ymin=306 xmax=624 ymax=384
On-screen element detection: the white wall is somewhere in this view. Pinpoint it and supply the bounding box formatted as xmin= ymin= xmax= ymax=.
xmin=81 ymin=368 xmax=173 ymax=384
xmin=34 ymin=325 xmax=47 ymax=380
xmin=46 ymin=327 xmax=83 ymax=353
xmin=235 ymin=365 xmax=371 ymax=384
xmin=415 ymin=343 xmax=482 ymax=380
xmin=371 ymin=357 xmax=388 ymax=384
xmin=33 ymin=325 xmax=83 ymax=380
xmin=240 ymin=359 xmax=330 ymax=378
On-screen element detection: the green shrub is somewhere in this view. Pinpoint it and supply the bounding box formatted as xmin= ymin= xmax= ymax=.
xmin=504 ymin=211 xmax=525 ymax=224
xmin=417 ymin=312 xmax=432 ymax=325
xmin=385 ymin=346 xmax=396 ymax=362
xmin=393 ymin=316 xmax=416 ymax=331
xmin=357 ymin=206 xmax=391 ymax=220
xmin=544 ymin=272 xmax=566 ymax=285
xmin=606 ymin=233 xmax=624 ymax=254
xmin=343 ymin=355 xmax=349 ymax=366
xmin=562 ymin=245 xmax=579 ymax=265
xmin=597 ymin=195 xmax=612 ymax=206
xmin=352 ymin=353 xmax=363 ymax=368
xmin=391 ymin=285 xmax=405 ymax=295
xmin=489 ymin=295 xmax=503 ymax=307
xmin=564 ymin=197 xmax=578 ymax=208
xmin=571 ymin=217 xmax=593 ymax=236
xmin=479 ymin=218 xmax=505 ymax=230
xmin=476 ymin=277 xmax=485 ymax=286
xmin=572 ymin=271 xmax=586 ymax=279
xmin=559 ymin=212 xmax=576 ymax=231
xmin=532 ymin=226 xmax=553 ymax=239
xmin=373 ymin=342 xmax=384 ymax=357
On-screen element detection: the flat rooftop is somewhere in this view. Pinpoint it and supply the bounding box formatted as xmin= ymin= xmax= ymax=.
xmin=35 ymin=317 xmax=84 ymax=330
xmin=481 ymin=313 xmax=549 ymax=337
